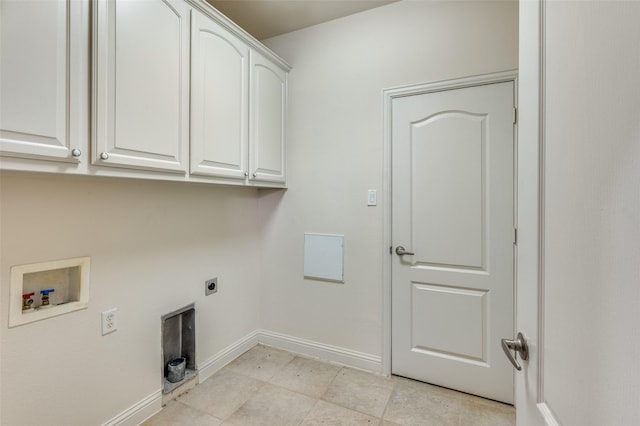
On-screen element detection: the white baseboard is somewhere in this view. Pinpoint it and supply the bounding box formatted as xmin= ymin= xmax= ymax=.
xmin=197 ymin=329 xmax=382 ymax=381
xmin=103 ymin=332 xmax=258 ymax=426
xmin=256 ymin=330 xmax=383 ymax=374
xmin=105 ymin=329 xmax=381 ymax=425
xmin=538 ymin=402 xmax=561 ymax=426
xmin=102 ymin=390 xmax=162 ymax=426
xmin=197 ymin=330 xmax=260 ymax=382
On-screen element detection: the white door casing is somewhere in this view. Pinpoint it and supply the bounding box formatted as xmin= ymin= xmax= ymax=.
xmin=386 ymin=72 xmax=517 ymax=404
xmin=515 ymin=0 xmax=547 ymax=423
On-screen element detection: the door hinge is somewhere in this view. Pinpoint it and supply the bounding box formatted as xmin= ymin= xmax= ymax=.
xmin=513 ymin=107 xmax=518 ymax=124
xmin=514 ymin=228 xmax=518 ymax=245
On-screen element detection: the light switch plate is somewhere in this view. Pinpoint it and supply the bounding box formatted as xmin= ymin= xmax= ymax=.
xmin=367 ymin=190 xmax=377 ymax=206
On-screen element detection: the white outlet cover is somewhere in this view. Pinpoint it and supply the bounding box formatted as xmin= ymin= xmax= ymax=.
xmin=101 ymin=308 xmax=118 ymax=335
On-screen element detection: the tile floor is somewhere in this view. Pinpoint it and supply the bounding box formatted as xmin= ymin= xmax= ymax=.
xmin=143 ymin=345 xmax=515 ymax=426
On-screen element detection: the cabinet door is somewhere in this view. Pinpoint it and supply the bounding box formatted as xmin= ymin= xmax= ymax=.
xmin=1 ymin=0 xmax=85 ymax=162
xmin=93 ymin=0 xmax=189 ymax=172
xmin=249 ymin=51 xmax=287 ymax=184
xmin=190 ymin=10 xmax=249 ymax=180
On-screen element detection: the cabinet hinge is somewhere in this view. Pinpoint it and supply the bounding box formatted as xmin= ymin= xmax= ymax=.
xmin=513 ymin=107 xmax=518 ymax=124
xmin=514 ymin=228 xmax=518 ymax=245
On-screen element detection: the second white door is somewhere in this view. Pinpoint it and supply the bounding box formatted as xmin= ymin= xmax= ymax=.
xmin=391 ymin=79 xmax=515 ymax=403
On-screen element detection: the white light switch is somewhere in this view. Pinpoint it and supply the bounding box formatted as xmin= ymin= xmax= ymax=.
xmin=367 ymin=190 xmax=377 ymax=206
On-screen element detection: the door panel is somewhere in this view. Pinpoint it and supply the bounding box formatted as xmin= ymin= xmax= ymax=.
xmin=249 ymin=51 xmax=287 ymax=183
xmin=411 ymin=283 xmax=487 ymax=361
xmin=392 ymin=80 xmax=515 ymax=403
xmin=190 ymin=9 xmax=248 ymax=179
xmin=0 ymin=0 xmax=84 ymax=161
xmin=93 ymin=0 xmax=190 ymax=172
xmin=412 ymin=111 xmax=486 ymax=269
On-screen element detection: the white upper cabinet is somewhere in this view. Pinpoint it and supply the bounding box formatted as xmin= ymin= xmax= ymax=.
xmin=92 ymin=0 xmax=190 ymax=173
xmin=249 ymin=51 xmax=287 ymax=184
xmin=190 ymin=9 xmax=249 ymax=180
xmin=1 ymin=0 xmax=289 ymax=187
xmin=0 ymin=0 xmax=86 ymax=162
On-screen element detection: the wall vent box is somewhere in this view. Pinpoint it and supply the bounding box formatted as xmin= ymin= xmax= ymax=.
xmin=304 ymin=233 xmax=344 ymax=283
xmin=162 ymin=304 xmax=197 ymax=397
xmin=9 ymin=257 xmax=90 ymax=327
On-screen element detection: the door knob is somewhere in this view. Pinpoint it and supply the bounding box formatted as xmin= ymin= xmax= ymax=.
xmin=501 ymin=332 xmax=529 ymax=371
xmin=395 ymin=246 xmax=415 ymax=256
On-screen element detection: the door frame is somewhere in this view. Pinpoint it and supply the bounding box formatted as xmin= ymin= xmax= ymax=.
xmin=381 ymin=70 xmax=519 ymax=379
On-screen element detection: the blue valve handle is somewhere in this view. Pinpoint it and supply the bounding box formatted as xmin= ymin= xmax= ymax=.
xmin=40 ymin=289 xmax=55 ymax=295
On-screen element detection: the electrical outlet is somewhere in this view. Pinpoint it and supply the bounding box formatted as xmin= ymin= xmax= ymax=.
xmin=205 ymin=278 xmax=218 ymax=296
xmin=102 ymin=308 xmax=118 ymax=335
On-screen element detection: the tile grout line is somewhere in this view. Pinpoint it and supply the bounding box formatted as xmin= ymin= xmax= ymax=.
xmin=379 ymin=378 xmax=399 ymax=425
xmin=146 ymin=345 xmax=515 ymax=426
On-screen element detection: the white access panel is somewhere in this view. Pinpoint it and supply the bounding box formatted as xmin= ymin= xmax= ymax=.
xmin=303 ymin=234 xmax=344 ymax=283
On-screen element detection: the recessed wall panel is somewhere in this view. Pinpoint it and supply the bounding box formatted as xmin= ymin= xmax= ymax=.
xmin=201 ymin=31 xmax=244 ymax=167
xmin=411 ymin=282 xmax=487 ymax=361
xmin=411 ymin=112 xmax=486 ymax=269
xmin=115 ymin=0 xmax=181 ymax=156
xmin=254 ymin=65 xmax=283 ymax=171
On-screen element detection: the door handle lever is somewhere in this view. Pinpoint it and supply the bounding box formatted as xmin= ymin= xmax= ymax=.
xmin=501 ymin=332 xmax=529 ymax=371
xmin=395 ymin=246 xmax=415 ymax=256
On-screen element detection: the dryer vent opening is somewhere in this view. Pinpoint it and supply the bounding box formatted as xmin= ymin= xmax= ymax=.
xmin=162 ymin=304 xmax=197 ymax=395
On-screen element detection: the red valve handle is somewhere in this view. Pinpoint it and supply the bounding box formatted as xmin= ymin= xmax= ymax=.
xmin=22 ymin=292 xmax=35 ymax=299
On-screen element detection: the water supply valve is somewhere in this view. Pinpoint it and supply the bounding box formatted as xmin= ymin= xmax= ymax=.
xmin=22 ymin=292 xmax=35 ymax=311
xmin=40 ymin=289 xmax=55 ymax=307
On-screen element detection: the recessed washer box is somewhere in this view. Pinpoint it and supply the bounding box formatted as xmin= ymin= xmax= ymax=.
xmin=9 ymin=257 xmax=90 ymax=327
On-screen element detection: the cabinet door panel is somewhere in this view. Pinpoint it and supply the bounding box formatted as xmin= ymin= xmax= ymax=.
xmin=190 ymin=10 xmax=248 ymax=179
xmin=1 ymin=0 xmax=84 ymax=162
xmin=93 ymin=0 xmax=189 ymax=172
xmin=249 ymin=51 xmax=287 ymax=184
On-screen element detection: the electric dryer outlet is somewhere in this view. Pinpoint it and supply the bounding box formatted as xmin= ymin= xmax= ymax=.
xmin=205 ymin=278 xmax=218 ymax=295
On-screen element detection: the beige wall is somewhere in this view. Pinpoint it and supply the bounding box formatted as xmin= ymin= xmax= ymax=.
xmin=259 ymin=0 xmax=518 ymax=358
xmin=0 ymin=174 xmax=263 ymax=424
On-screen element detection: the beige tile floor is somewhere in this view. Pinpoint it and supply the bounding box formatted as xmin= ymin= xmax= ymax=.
xmin=143 ymin=345 xmax=515 ymax=426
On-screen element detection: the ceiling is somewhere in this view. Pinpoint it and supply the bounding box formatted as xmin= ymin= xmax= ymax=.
xmin=206 ymin=0 xmax=400 ymax=40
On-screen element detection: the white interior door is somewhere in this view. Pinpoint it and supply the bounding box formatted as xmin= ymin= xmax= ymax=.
xmin=391 ymin=77 xmax=516 ymax=404
xmin=516 ymin=1 xmax=640 ymax=424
